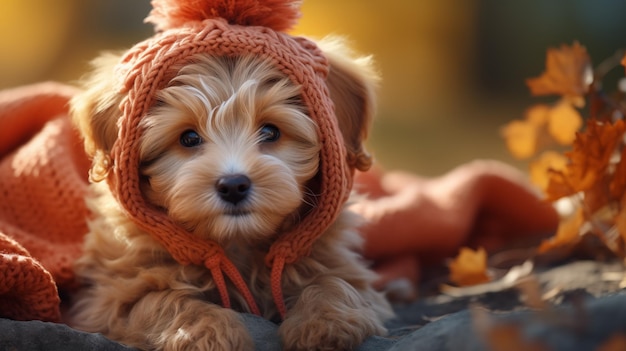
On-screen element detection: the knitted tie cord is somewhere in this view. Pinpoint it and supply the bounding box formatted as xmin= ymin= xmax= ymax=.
xmin=107 ymin=1 xmax=354 ymax=318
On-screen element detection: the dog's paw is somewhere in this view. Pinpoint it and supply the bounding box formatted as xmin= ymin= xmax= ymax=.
xmin=278 ymin=308 xmax=385 ymax=351
xmin=158 ymin=307 xmax=253 ymax=351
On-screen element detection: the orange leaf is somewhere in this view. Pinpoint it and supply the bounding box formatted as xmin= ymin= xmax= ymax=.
xmin=583 ymin=180 xmax=613 ymax=216
xmin=501 ymin=104 xmax=555 ymax=159
xmin=538 ymin=207 xmax=584 ymax=253
xmin=501 ymin=120 xmax=539 ymax=159
xmin=545 ymin=119 xmax=626 ymax=201
xmin=615 ymin=196 xmax=626 ymax=247
xmin=526 ymin=42 xmax=593 ymax=104
xmin=526 ymin=104 xmax=551 ymax=126
xmin=610 ymin=147 xmax=626 ymax=200
xmin=529 ymin=151 xmax=568 ymax=192
xmin=448 ymin=247 xmax=490 ymax=286
xmin=545 ymin=168 xmax=578 ymax=201
xmin=547 ymin=100 xmax=583 ymax=145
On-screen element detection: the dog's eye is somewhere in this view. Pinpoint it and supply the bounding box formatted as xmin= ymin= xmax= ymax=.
xmin=180 ymin=130 xmax=203 ymax=147
xmin=259 ymin=124 xmax=280 ymax=142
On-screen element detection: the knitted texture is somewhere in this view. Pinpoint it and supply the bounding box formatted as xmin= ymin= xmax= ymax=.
xmin=106 ymin=1 xmax=354 ymax=317
xmin=0 ymin=82 xmax=89 ymax=322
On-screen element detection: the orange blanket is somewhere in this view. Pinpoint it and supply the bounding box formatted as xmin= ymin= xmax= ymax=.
xmin=0 ymin=82 xmax=559 ymax=323
xmin=0 ymin=82 xmax=89 ymax=322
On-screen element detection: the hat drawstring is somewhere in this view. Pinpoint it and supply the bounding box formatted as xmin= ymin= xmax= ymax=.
xmin=270 ymin=256 xmax=288 ymax=319
xmin=205 ymin=254 xmax=261 ymax=316
xmin=206 ymin=252 xmax=288 ymax=320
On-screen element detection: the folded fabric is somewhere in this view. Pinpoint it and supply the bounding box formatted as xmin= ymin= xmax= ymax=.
xmin=0 ymin=82 xmax=559 ymax=324
xmin=352 ymin=162 xmax=559 ymax=289
xmin=0 ymin=82 xmax=89 ymax=322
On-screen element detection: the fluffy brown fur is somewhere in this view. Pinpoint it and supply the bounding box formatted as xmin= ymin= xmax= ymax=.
xmin=68 ymin=37 xmax=392 ymax=351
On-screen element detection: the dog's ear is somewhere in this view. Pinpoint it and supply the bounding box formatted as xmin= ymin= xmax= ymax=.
xmin=318 ymin=36 xmax=379 ymax=172
xmin=71 ymin=53 xmax=125 ymax=181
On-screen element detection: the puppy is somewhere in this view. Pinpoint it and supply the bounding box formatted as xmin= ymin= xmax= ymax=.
xmin=68 ymin=37 xmax=393 ymax=351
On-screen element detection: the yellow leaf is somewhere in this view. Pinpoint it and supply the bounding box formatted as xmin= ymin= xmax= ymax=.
xmin=529 ymin=151 xmax=568 ymax=191
xmin=547 ymin=100 xmax=583 ymax=145
xmin=448 ymin=247 xmax=490 ymax=286
xmin=501 ymin=120 xmax=538 ymax=159
xmin=525 ymin=104 xmax=551 ymax=126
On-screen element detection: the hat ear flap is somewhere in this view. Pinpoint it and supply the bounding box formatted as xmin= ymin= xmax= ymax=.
xmin=71 ymin=53 xmax=125 ymax=182
xmin=318 ymin=36 xmax=379 ymax=172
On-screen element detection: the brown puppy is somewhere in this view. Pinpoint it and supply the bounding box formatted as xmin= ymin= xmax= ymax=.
xmin=68 ymin=37 xmax=393 ymax=351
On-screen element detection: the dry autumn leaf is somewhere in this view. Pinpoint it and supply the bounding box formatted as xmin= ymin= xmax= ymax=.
xmin=501 ymin=104 xmax=551 ymax=160
xmin=529 ymin=151 xmax=568 ymax=191
xmin=526 ymin=41 xmax=593 ymax=106
xmin=526 ymin=104 xmax=551 ymax=126
xmin=448 ymin=247 xmax=490 ymax=286
xmin=610 ymin=147 xmax=626 ymax=200
xmin=502 ymin=102 xmax=582 ymax=161
xmin=545 ymin=119 xmax=626 ymax=201
xmin=615 ymin=196 xmax=626 ymax=248
xmin=501 ymin=120 xmax=538 ymax=159
xmin=502 ymin=44 xmax=626 ymax=264
xmin=547 ymin=100 xmax=583 ymax=145
xmin=538 ymin=207 xmax=584 ymax=254
xmin=585 ymin=181 xmax=616 ymax=216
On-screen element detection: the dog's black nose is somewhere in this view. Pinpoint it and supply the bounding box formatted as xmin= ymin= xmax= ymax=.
xmin=216 ymin=174 xmax=251 ymax=205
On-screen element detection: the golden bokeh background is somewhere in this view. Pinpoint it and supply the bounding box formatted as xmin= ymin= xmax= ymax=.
xmin=2 ymin=0 xmax=625 ymax=176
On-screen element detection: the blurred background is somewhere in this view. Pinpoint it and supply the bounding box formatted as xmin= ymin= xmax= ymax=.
xmin=2 ymin=0 xmax=626 ymax=176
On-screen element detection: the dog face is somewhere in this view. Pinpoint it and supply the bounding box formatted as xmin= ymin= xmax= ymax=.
xmin=138 ymin=55 xmax=320 ymax=244
xmin=71 ymin=37 xmax=378 ymax=245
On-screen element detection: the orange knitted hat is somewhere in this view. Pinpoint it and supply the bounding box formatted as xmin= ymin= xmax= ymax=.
xmin=106 ymin=0 xmax=354 ymax=318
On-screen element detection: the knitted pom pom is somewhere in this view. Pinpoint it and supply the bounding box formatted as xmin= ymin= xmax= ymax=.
xmin=146 ymin=0 xmax=302 ymax=32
